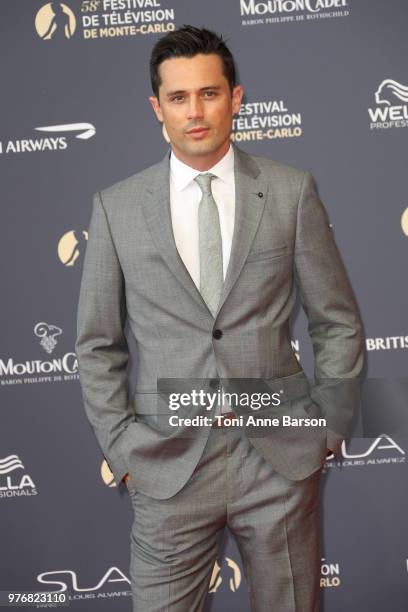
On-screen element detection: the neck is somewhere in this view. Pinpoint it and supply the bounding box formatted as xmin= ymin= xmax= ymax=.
xmin=171 ymin=141 xmax=231 ymax=172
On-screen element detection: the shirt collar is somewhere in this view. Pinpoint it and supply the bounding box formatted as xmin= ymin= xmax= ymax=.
xmin=170 ymin=144 xmax=234 ymax=193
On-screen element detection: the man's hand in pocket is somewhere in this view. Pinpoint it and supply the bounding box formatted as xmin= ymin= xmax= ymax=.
xmin=123 ymin=473 xmax=130 ymax=487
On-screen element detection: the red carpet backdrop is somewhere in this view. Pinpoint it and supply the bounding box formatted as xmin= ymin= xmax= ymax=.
xmin=1 ymin=1 xmax=407 ymax=610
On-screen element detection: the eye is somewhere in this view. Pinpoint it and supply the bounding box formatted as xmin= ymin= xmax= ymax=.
xmin=203 ymin=91 xmax=217 ymax=98
xmin=170 ymin=95 xmax=184 ymax=103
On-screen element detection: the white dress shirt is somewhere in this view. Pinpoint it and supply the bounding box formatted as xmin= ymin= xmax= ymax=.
xmin=169 ymin=145 xmax=235 ymax=416
xmin=169 ymin=145 xmax=235 ymax=290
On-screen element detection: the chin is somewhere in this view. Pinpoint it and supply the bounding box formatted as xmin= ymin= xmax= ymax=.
xmin=186 ymin=141 xmax=222 ymax=156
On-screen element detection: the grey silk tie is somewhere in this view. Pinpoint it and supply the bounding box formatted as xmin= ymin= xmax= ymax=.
xmin=194 ymin=173 xmax=229 ymax=417
xmin=194 ymin=173 xmax=223 ymax=317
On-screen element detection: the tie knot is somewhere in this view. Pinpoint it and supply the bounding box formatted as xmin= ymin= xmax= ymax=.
xmin=194 ymin=173 xmax=216 ymax=195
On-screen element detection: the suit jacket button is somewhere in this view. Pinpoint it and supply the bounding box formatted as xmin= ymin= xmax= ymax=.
xmin=258 ymin=192 xmax=264 ymax=198
xmin=213 ymin=329 xmax=223 ymax=340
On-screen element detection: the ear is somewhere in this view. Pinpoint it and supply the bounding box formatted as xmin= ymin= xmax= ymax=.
xmin=148 ymin=96 xmax=163 ymax=122
xmin=231 ymin=84 xmax=244 ymax=115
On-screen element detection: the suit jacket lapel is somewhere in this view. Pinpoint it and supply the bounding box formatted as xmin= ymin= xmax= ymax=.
xmin=141 ymin=145 xmax=268 ymax=318
xmin=216 ymin=144 xmax=268 ymax=315
xmin=141 ymin=151 xmax=210 ymax=312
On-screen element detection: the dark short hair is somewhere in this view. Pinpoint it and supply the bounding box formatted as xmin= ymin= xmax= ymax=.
xmin=149 ymin=25 xmax=237 ymax=98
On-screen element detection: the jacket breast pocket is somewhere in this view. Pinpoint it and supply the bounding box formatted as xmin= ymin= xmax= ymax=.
xmin=246 ymin=244 xmax=289 ymax=263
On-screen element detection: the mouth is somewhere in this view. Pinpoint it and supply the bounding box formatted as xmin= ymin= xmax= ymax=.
xmin=186 ymin=127 xmax=210 ymax=135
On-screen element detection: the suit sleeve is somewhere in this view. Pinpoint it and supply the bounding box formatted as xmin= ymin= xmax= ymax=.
xmin=294 ymin=172 xmax=365 ymax=455
xmin=75 ymin=191 xmax=134 ymax=485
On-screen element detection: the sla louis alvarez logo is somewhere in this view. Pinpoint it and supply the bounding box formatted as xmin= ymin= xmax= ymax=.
xmin=35 ymin=1 xmax=176 ymax=41
xmin=0 ymin=123 xmax=95 ymax=155
xmin=325 ymin=434 xmax=405 ymax=469
xmin=37 ymin=567 xmax=131 ymax=602
xmin=36 ymin=558 xmax=242 ymax=601
xmin=0 ymin=454 xmax=38 ymax=500
xmin=240 ymin=0 xmax=350 ymax=27
xmin=368 ymin=79 xmax=408 ymax=130
xmin=0 ymin=322 xmax=78 ymax=386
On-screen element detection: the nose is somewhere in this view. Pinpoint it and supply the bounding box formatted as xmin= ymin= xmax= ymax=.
xmin=187 ymin=95 xmax=204 ymax=120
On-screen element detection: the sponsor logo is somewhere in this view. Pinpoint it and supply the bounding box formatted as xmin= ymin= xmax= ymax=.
xmin=0 ymin=454 xmax=38 ymax=500
xmin=291 ymin=339 xmax=300 ymax=361
xmin=0 ymin=323 xmax=78 ymax=386
xmin=36 ymin=123 xmax=95 ymax=140
xmin=232 ymin=99 xmax=303 ymax=142
xmin=37 ymin=567 xmax=131 ymax=601
xmin=0 ymin=123 xmax=95 ymax=155
xmin=35 ymin=1 xmax=176 ymax=41
xmin=368 ymin=79 xmax=408 ymax=130
xmin=209 ymin=557 xmax=242 ymax=593
xmin=240 ymin=0 xmax=350 ymax=27
xmin=326 ymin=434 xmax=405 ymax=469
xmin=365 ymin=335 xmax=408 ymax=351
xmin=320 ymin=558 xmax=341 ymax=588
xmin=101 ymin=459 xmax=117 ymax=487
xmin=37 ymin=559 xmax=241 ymax=600
xmin=34 ymin=322 xmax=62 ymax=354
xmin=401 ymin=208 xmax=408 ymax=236
xmin=35 ymin=2 xmax=77 ymax=39
xmin=58 ymin=230 xmax=88 ymax=267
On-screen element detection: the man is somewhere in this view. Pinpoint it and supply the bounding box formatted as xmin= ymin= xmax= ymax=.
xmin=76 ymin=26 xmax=364 ymax=612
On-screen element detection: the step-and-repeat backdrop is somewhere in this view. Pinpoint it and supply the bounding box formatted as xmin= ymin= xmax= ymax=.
xmin=1 ymin=1 xmax=407 ymax=610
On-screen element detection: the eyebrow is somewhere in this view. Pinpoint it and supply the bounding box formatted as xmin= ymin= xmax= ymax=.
xmin=165 ymin=85 xmax=221 ymax=98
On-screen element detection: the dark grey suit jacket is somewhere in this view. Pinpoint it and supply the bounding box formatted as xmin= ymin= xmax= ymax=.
xmin=75 ymin=144 xmax=364 ymax=499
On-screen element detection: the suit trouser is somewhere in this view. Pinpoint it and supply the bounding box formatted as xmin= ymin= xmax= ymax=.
xmin=128 ymin=423 xmax=323 ymax=612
